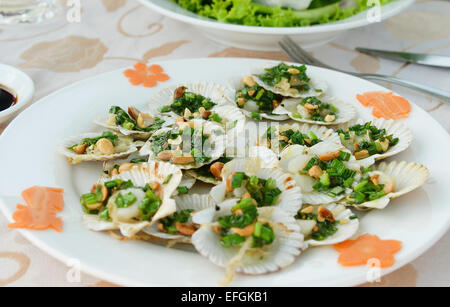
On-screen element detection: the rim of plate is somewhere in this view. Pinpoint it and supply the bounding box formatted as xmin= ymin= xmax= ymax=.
xmin=0 ymin=57 xmax=449 ymax=287
xmin=138 ymin=0 xmax=414 ymax=34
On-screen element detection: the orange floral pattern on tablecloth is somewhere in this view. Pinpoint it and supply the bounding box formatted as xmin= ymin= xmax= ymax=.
xmin=123 ymin=63 xmax=170 ymax=88
xmin=334 ymin=234 xmax=402 ymax=268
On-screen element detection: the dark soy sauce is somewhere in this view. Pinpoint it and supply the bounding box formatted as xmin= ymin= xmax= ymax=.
xmin=0 ymin=85 xmax=16 ymax=112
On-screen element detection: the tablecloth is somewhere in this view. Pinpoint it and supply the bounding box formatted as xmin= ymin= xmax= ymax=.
xmin=0 ymin=0 xmax=449 ymax=287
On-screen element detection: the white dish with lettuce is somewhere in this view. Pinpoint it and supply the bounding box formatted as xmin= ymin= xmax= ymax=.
xmin=139 ymin=0 xmax=414 ymax=51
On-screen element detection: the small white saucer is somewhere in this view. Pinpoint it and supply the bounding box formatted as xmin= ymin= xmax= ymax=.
xmin=0 ymin=63 xmax=35 ymax=125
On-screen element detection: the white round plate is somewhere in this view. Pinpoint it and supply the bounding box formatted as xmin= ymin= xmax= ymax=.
xmin=0 ymin=58 xmax=449 ymax=287
xmin=138 ymin=0 xmax=414 ymax=50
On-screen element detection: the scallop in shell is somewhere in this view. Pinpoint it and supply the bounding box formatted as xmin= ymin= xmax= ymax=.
xmin=297 ymin=203 xmax=359 ymax=247
xmin=273 ymin=96 xmax=356 ymax=125
xmin=191 ymin=199 xmax=304 ymax=283
xmin=279 ymin=143 xmax=362 ymax=205
xmin=347 ymin=161 xmax=429 ymax=210
xmin=257 ymin=122 xmax=340 ymax=154
xmin=83 ymin=161 xmax=182 ymax=237
xmin=251 ymin=63 xmax=327 ymax=99
xmin=94 ymin=111 xmax=174 ymax=140
xmin=210 ymin=158 xmax=302 ymax=216
xmin=140 ymin=119 xmax=227 ymax=170
xmin=58 ymin=132 xmax=138 ymax=165
xmin=148 ymin=82 xmax=233 ymax=119
xmin=228 ymin=75 xmax=289 ymax=121
xmin=143 ymin=194 xmax=215 ymax=243
xmin=336 ymin=118 xmax=413 ymax=164
xmin=188 ymin=146 xmax=278 ymax=185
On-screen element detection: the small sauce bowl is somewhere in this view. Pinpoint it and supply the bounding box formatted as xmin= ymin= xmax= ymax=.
xmin=0 ymin=64 xmax=35 ymax=125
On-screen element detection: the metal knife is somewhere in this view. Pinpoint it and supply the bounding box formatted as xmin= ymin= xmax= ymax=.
xmin=356 ymin=47 xmax=450 ymax=68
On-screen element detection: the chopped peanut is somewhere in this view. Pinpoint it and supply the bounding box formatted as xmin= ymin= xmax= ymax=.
xmin=137 ymin=113 xmax=154 ymax=129
xmin=318 ymin=206 xmax=335 ymax=223
xmin=210 ymin=162 xmax=224 ymax=180
xmin=379 ymin=139 xmax=390 ymax=152
xmin=242 ymin=192 xmax=252 ymax=199
xmin=110 ymin=168 xmax=119 ymax=177
xmin=339 ymin=218 xmax=349 ymax=225
xmin=72 ymin=143 xmax=87 ymax=154
xmin=171 ymin=154 xmax=195 ymax=165
xmin=300 ymin=206 xmax=314 ymax=214
xmin=86 ymin=202 xmax=103 ymax=210
xmin=157 ymin=150 xmax=173 ymax=161
xmin=308 ymin=165 xmax=323 ymax=179
xmin=90 ymin=184 xmax=108 ymax=202
xmin=354 ymin=150 xmax=370 ymax=160
xmin=248 ymin=90 xmax=256 ymax=97
xmin=370 ymin=174 xmax=380 ymax=186
xmin=202 ymin=110 xmax=212 ymax=119
xmin=383 ymin=181 xmax=395 ymax=194
xmin=242 ymin=76 xmax=256 ymax=87
xmin=174 ymin=86 xmax=186 ymax=99
xmin=272 ymin=100 xmax=281 ymax=109
xmin=157 ymin=222 xmax=165 ymax=232
xmin=279 ymin=135 xmax=289 ymax=142
xmin=237 ymin=97 xmax=246 ymax=106
xmin=149 ymin=181 xmax=160 ymax=191
xmin=175 ymin=222 xmax=196 ymax=236
xmin=318 ymin=151 xmax=340 ymax=162
xmin=304 ymin=103 xmax=318 ymax=111
xmin=212 ymin=225 xmax=222 ymax=233
xmin=234 ymin=209 xmax=244 ymax=215
xmin=127 ymin=106 xmax=141 ymax=120
xmin=288 ymin=68 xmax=300 ymax=75
xmin=226 ymin=172 xmax=237 ymax=193
xmin=231 ymin=223 xmax=255 ymax=237
xmin=324 ymin=114 xmax=336 ymax=122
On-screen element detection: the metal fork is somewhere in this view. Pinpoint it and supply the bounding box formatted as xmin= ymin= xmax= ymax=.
xmin=279 ymin=36 xmax=450 ymax=101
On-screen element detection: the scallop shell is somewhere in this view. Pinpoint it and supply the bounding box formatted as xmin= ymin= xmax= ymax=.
xmin=251 ymin=63 xmax=327 ymax=98
xmin=279 ymin=143 xmax=362 ymax=205
xmin=141 ymin=119 xmax=227 ymax=170
xmin=106 ymin=161 xmax=182 ymax=221
xmin=57 ymin=132 xmax=138 ymax=165
xmin=273 ymin=97 xmax=356 ymax=125
xmin=148 ymin=82 xmax=233 ymax=117
xmin=83 ymin=161 xmax=182 ymax=237
xmin=99 ymin=153 xmax=148 ymax=181
xmin=336 ymin=118 xmax=413 ymax=164
xmin=228 ymin=76 xmax=289 ymax=121
xmin=297 ymin=203 xmax=359 ymax=247
xmin=83 ymin=162 xmax=182 ymax=237
xmin=143 ymin=194 xmax=215 ymax=243
xmin=348 ymin=161 xmax=429 ymax=210
xmin=82 ymin=214 xmax=151 ymax=238
xmin=257 ymin=122 xmax=340 ymax=154
xmin=191 ymin=199 xmax=304 ymax=278
xmin=210 ymin=158 xmax=302 ymax=216
xmin=93 ymin=114 xmax=175 ymax=140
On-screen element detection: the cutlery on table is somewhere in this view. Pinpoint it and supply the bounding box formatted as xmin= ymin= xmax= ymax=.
xmin=356 ymin=47 xmax=450 ymax=68
xmin=278 ymin=36 xmax=450 ymax=101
